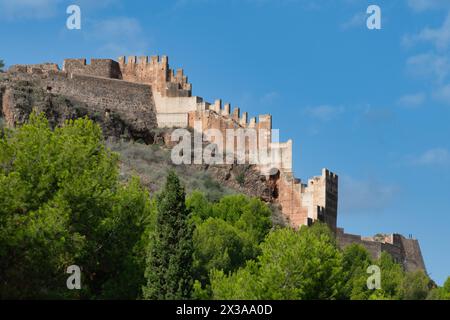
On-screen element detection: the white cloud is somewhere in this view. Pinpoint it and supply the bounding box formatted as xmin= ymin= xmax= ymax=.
xmin=362 ymin=105 xmax=393 ymax=123
xmin=410 ymin=148 xmax=450 ymax=166
xmin=397 ymin=92 xmax=426 ymax=108
xmin=90 ymin=17 xmax=142 ymax=39
xmin=0 ymin=0 xmax=121 ymax=20
xmin=407 ymin=0 xmax=450 ymax=12
xmin=74 ymin=0 xmax=120 ymax=8
xmin=0 ymin=0 xmax=61 ymax=20
xmin=432 ymin=84 xmax=450 ymax=104
xmin=340 ymin=175 xmax=398 ymax=215
xmin=340 ymin=12 xmax=366 ymax=30
xmin=406 ymin=53 xmax=450 ymax=84
xmin=403 ymin=13 xmax=450 ymax=106
xmin=85 ymin=17 xmax=150 ymax=57
xmin=174 ymin=0 xmax=322 ymax=10
xmin=404 ymin=13 xmax=450 ymax=51
xmin=303 ymin=105 xmax=344 ymax=122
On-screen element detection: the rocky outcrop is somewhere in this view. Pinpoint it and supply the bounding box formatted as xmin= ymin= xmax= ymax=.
xmin=0 ymin=69 xmax=158 ymax=143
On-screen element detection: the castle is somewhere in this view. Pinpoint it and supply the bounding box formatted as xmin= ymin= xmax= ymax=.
xmin=0 ymin=56 xmax=426 ymax=272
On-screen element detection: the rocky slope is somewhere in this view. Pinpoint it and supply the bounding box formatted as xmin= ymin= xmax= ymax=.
xmin=0 ymin=71 xmax=288 ymax=227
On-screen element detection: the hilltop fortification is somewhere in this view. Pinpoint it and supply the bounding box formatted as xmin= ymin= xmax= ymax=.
xmin=0 ymin=55 xmax=426 ymax=272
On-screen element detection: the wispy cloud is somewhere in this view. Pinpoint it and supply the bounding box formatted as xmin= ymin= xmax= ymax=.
xmin=259 ymin=91 xmax=279 ymax=105
xmin=340 ymin=12 xmax=366 ymax=31
xmin=406 ymin=53 xmax=450 ymax=84
xmin=340 ymin=175 xmax=398 ymax=215
xmin=403 ymin=13 xmax=450 ymax=51
xmin=407 ymin=0 xmax=450 ymax=12
xmin=303 ymin=105 xmax=344 ymax=122
xmin=432 ymin=84 xmax=450 ymax=105
xmin=0 ymin=0 xmax=120 ymax=20
xmin=174 ymin=0 xmax=322 ymax=10
xmin=409 ymin=148 xmax=450 ymax=166
xmin=403 ymin=12 xmax=450 ymax=106
xmin=84 ymin=17 xmax=150 ymax=57
xmin=397 ymin=92 xmax=426 ymax=108
xmin=362 ymin=105 xmax=393 ymax=123
xmin=0 ymin=0 xmax=61 ymax=20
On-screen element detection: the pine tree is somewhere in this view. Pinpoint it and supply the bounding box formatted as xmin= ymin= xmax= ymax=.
xmin=0 ymin=60 xmax=4 ymax=72
xmin=143 ymin=171 xmax=193 ymax=299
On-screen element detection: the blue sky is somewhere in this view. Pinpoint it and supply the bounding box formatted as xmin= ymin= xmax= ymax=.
xmin=1 ymin=0 xmax=449 ymax=285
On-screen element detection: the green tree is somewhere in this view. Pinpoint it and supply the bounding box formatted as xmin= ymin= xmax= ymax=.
xmin=211 ymin=223 xmax=345 ymax=300
xmin=210 ymin=261 xmax=260 ymax=300
xmin=0 ymin=113 xmax=152 ymax=299
xmin=211 ymin=194 xmax=272 ymax=244
xmin=427 ymin=276 xmax=450 ymax=300
xmin=341 ymin=244 xmax=373 ymax=300
xmin=187 ymin=191 xmax=212 ymax=226
xmin=193 ymin=217 xmax=253 ymax=285
xmin=96 ymin=177 xmax=154 ymax=299
xmin=426 ymin=288 xmax=443 ymax=300
xmin=143 ymin=171 xmax=194 ymax=300
xmin=444 ymin=276 xmax=450 ymax=299
xmin=369 ymin=252 xmax=405 ymax=300
xmin=400 ymin=270 xmax=430 ymax=300
xmin=0 ymin=59 xmax=4 ymax=72
xmin=211 ymin=194 xmax=250 ymax=223
xmin=190 ymin=193 xmax=272 ymax=295
xmin=234 ymin=197 xmax=272 ymax=244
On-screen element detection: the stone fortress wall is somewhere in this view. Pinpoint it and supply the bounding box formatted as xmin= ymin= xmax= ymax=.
xmin=5 ymin=60 xmax=158 ymax=139
xmin=1 ymin=55 xmax=426 ymax=272
xmin=337 ymin=228 xmax=426 ymax=272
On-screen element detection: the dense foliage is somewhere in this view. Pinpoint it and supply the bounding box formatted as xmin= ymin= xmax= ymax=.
xmin=143 ymin=171 xmax=193 ymax=299
xmin=0 ymin=113 xmax=447 ymax=300
xmin=427 ymin=277 xmax=450 ymax=300
xmin=0 ymin=113 xmax=151 ymax=299
xmin=210 ymin=224 xmax=344 ymax=299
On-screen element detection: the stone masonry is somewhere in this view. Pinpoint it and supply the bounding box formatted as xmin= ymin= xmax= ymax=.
xmin=0 ymin=56 xmax=426 ymax=272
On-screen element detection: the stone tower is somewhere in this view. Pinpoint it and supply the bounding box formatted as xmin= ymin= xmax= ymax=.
xmin=300 ymin=168 xmax=338 ymax=232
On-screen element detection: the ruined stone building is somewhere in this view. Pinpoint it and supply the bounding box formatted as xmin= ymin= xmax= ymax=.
xmin=0 ymin=56 xmax=426 ymax=272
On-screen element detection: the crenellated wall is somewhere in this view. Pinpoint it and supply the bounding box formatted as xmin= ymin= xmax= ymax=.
xmin=0 ymin=56 xmax=374 ymax=235
xmin=2 ymin=55 xmax=426 ymax=274
xmin=5 ymin=62 xmax=158 ymax=140
xmin=336 ymin=228 xmax=426 ymax=272
xmin=150 ymin=71 xmax=337 ymax=231
xmin=118 ymin=55 xmax=192 ymax=97
xmin=301 ymin=169 xmax=338 ymax=231
xmin=9 ymin=63 xmax=59 ymax=74
xmin=63 ymin=58 xmax=122 ymax=79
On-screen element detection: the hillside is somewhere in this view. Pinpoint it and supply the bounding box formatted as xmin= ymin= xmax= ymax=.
xmin=106 ymin=138 xmax=288 ymax=227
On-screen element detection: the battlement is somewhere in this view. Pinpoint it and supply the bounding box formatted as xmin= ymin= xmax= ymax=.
xmin=118 ymin=55 xmax=169 ymax=68
xmin=323 ymin=168 xmax=338 ymax=182
xmin=13 ymin=55 xmax=195 ymax=98
xmin=118 ymin=55 xmax=191 ymax=97
xmin=201 ymin=98 xmax=273 ymax=132
xmin=63 ymin=58 xmax=122 ymax=79
xmin=1 ymin=54 xmax=427 ymax=275
xmin=9 ymin=63 xmax=60 ymax=75
xmin=298 ymin=168 xmax=339 ymax=231
xmin=336 ymin=228 xmax=426 ymax=272
xmin=6 ymin=55 xmax=333 ymax=233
